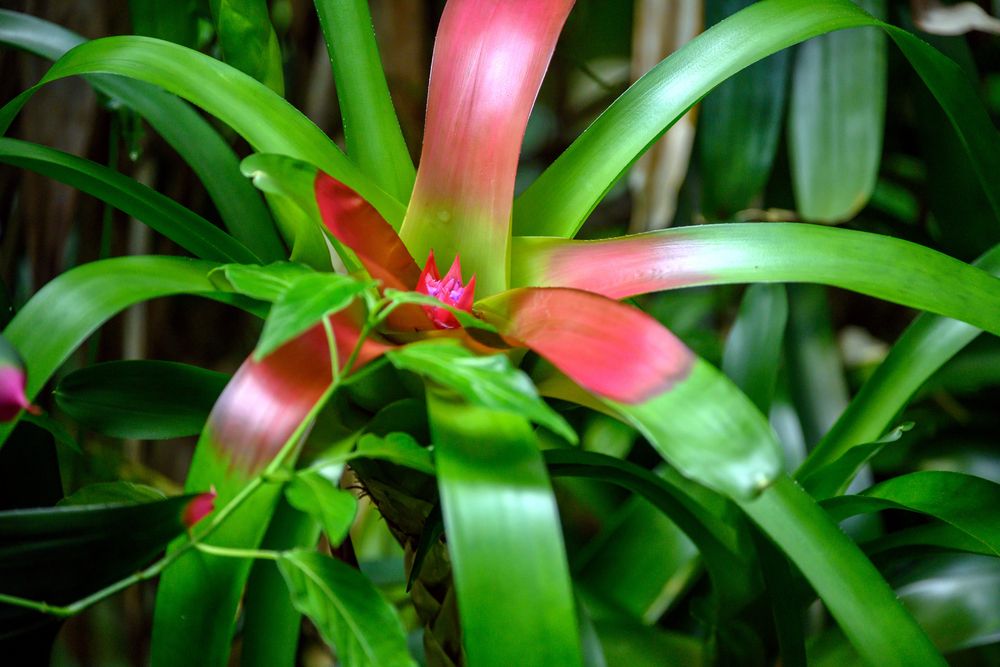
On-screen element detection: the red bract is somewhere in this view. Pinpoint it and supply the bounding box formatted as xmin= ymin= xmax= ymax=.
xmin=208 ymin=0 xmax=697 ymax=469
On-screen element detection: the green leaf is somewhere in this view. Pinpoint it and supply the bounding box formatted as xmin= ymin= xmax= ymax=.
xmin=58 ymin=481 xmax=166 ymax=506
xmin=427 ymin=389 xmax=583 ymax=667
xmin=314 ymin=0 xmax=415 ymax=203
xmin=210 ymin=0 xmax=284 ymax=94
xmin=284 ymin=466 xmax=357 ymax=546
xmin=0 ymin=138 xmax=258 ymax=264
xmin=700 ymin=0 xmax=790 ymax=216
xmin=54 ymin=360 xmax=229 ymax=440
xmin=721 ymin=283 xmax=788 ymax=412
xmin=799 ymin=243 xmax=1000 ymax=480
xmin=740 ymin=477 xmax=945 ymax=666
xmin=276 ymin=550 xmax=416 ymax=667
xmin=128 ymin=0 xmax=200 ymax=48
xmin=799 ymin=422 xmax=911 ymax=499
xmin=241 ymin=499 xmax=321 ymax=667
xmin=609 ymin=358 xmax=783 ymax=499
xmin=822 ymin=471 xmax=1000 ymax=557
xmin=256 ymin=273 xmax=369 ymax=360
xmin=352 ymin=432 xmax=434 ymax=476
xmin=0 ymin=9 xmax=284 ymax=260
xmin=0 ymin=35 xmax=405 ymax=226
xmin=240 ymin=153 xmax=344 ymax=271
xmin=20 ymin=412 xmax=82 ymax=455
xmin=514 ymin=0 xmax=1000 ymax=237
xmin=386 ymin=339 xmax=577 ymax=445
xmin=544 ymin=449 xmax=751 ymax=608
xmin=788 ymin=0 xmax=886 ymax=222
xmin=209 ymin=261 xmax=315 ymax=302
xmin=594 ymin=620 xmax=704 ymax=667
xmin=0 ymin=257 xmax=258 ymax=451
xmin=0 ymin=492 xmax=198 ymax=637
xmin=382 ymin=289 xmax=498 ymax=332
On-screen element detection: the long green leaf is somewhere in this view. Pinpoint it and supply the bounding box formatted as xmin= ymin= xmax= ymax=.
xmin=788 ymin=0 xmax=886 ymax=222
xmin=0 ymin=138 xmax=257 ymax=263
xmin=799 ymin=243 xmax=1000 ymax=478
xmin=314 ymin=0 xmax=415 ymax=202
xmin=544 ymin=449 xmax=752 ymax=608
xmin=700 ymin=0 xmax=790 ymax=216
xmin=513 ymin=0 xmax=1000 ymax=237
xmin=54 ymin=360 xmax=228 ymax=440
xmin=427 ymin=388 xmax=583 ymax=667
xmin=822 ymin=471 xmax=1000 ymax=556
xmin=210 ymin=0 xmax=284 ymax=94
xmin=739 ymin=476 xmax=945 ymax=666
xmin=512 ymin=224 xmax=1000 ymax=341
xmin=0 ymin=257 xmax=256 ymax=451
xmin=241 ymin=500 xmax=321 ymax=667
xmin=276 ymin=550 xmax=416 ymax=667
xmin=721 ymin=283 xmax=788 ymax=413
xmin=0 ymin=9 xmax=284 ymax=260
xmin=0 ymin=35 xmax=406 ymax=227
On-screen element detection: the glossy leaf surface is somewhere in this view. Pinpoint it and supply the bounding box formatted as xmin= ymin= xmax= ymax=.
xmin=284 ymin=466 xmax=357 ymax=546
xmin=54 ymin=361 xmax=229 ymax=440
xmin=277 ymin=550 xmax=416 ymax=667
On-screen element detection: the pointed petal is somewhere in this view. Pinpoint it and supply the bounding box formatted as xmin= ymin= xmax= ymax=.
xmin=456 ymin=275 xmax=477 ymax=312
xmin=315 ymin=170 xmax=421 ymax=289
xmin=182 ymin=487 xmax=217 ymax=527
xmin=476 ymin=288 xmax=693 ymax=403
xmin=399 ymin=0 xmax=576 ymax=297
xmin=208 ymin=307 xmax=392 ymax=471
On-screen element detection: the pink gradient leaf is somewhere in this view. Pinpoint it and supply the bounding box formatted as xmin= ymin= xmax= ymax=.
xmin=208 ymin=307 xmax=392 ymax=471
xmin=475 ymin=287 xmax=693 ymax=404
xmin=399 ymin=0 xmax=576 ymax=297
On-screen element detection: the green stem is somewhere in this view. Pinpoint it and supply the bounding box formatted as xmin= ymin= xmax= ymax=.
xmin=193 ymin=543 xmax=280 ymax=561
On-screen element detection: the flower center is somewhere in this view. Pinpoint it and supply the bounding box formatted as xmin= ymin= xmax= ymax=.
xmin=416 ymin=251 xmax=476 ymax=329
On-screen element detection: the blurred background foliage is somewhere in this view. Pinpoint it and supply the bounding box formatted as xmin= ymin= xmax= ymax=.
xmin=1 ymin=0 xmax=999 ymax=665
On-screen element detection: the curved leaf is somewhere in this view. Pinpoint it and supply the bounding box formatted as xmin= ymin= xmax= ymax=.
xmin=0 ymin=256 xmax=257 ymax=451
xmin=54 ymin=360 xmax=229 ymax=440
xmin=514 ymin=0 xmax=1000 ymax=237
xmin=276 ymin=550 xmax=416 ymax=667
xmin=739 ymin=476 xmax=945 ymax=666
xmin=512 ymin=224 xmax=1000 ymax=340
xmin=210 ymin=0 xmax=284 ymax=94
xmin=721 ymin=283 xmax=788 ymax=412
xmin=314 ymin=0 xmax=415 ymax=201
xmin=822 ymin=471 xmax=1000 ymax=557
xmin=0 ymin=35 xmax=405 ymax=226
xmin=0 ymin=9 xmax=283 ymax=260
xmin=428 ymin=389 xmax=583 ymax=667
xmin=799 ymin=243 xmax=1000 ymax=478
xmin=0 ymin=138 xmax=257 ymax=263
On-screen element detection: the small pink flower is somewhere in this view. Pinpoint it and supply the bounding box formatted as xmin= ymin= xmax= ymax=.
xmin=183 ymin=486 xmax=217 ymax=528
xmin=0 ymin=366 xmax=32 ymax=422
xmin=416 ymin=250 xmax=477 ymax=329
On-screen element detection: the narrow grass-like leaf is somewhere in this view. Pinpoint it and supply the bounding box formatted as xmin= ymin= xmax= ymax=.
xmin=700 ymin=0 xmax=790 ymax=216
xmin=58 ymin=481 xmax=165 ymax=506
xmin=54 ymin=360 xmax=229 ymax=440
xmin=0 ymin=257 xmax=257 ymax=451
xmin=740 ymin=476 xmax=945 ymax=666
xmin=822 ymin=471 xmax=1000 ymax=556
xmin=387 ymin=339 xmax=576 ymax=444
xmin=544 ymin=449 xmax=752 ymax=608
xmin=284 ymin=466 xmax=357 ymax=546
xmin=788 ymin=0 xmax=886 ymax=222
xmin=0 ymin=138 xmax=257 ymax=263
xmin=514 ymin=0 xmax=1000 ymax=237
xmin=276 ymin=550 xmax=416 ymax=667
xmin=799 ymin=244 xmax=1000 ymax=479
xmin=427 ymin=389 xmax=583 ymax=667
xmin=256 ymin=273 xmax=369 ymax=360
xmin=512 ymin=224 xmax=1000 ymax=340
xmin=313 ymin=0 xmax=414 ymax=201
xmin=0 ymin=9 xmax=283 ymax=260
xmin=799 ymin=423 xmax=911 ymax=499
xmin=721 ymin=283 xmax=788 ymax=412
xmin=0 ymin=36 xmax=405 ymax=226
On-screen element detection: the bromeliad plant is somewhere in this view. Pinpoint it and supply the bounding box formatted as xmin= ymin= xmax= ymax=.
xmin=1 ymin=0 xmax=1000 ymax=665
